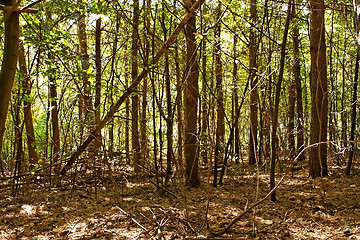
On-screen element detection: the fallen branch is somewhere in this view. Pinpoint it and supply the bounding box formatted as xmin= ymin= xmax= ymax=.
xmin=213 ymin=141 xmax=329 ymax=236
xmin=116 ymin=206 xmax=148 ymax=232
xmin=60 ymin=0 xmax=206 ymax=176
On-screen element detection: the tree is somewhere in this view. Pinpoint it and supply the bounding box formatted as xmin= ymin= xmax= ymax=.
xmin=213 ymin=1 xmax=225 ymax=187
xmin=347 ymin=0 xmax=360 ymax=175
xmin=309 ymin=0 xmax=328 ymax=177
xmin=131 ymin=0 xmax=141 ymax=172
xmin=292 ymin=0 xmax=305 ymax=163
xmin=184 ymin=0 xmax=200 ymax=187
xmin=19 ymin=39 xmax=39 ymax=165
xmin=270 ymin=0 xmax=292 ymax=202
xmin=0 ymin=0 xmax=20 ymax=164
xmin=249 ymin=0 xmax=259 ymax=165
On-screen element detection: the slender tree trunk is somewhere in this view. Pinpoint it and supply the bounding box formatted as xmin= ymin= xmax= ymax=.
xmin=184 ymin=0 xmax=200 ymax=187
xmin=94 ymin=16 xmax=102 ymax=152
xmin=0 ymin=0 xmax=20 ymax=161
xmin=233 ymin=34 xmax=240 ymax=164
xmin=141 ymin=0 xmax=151 ymax=165
xmin=200 ymin=4 xmax=208 ymax=166
xmin=213 ymin=2 xmax=224 ymax=187
xmin=77 ymin=0 xmax=92 ymax=121
xmin=292 ymin=1 xmax=305 ymax=162
xmin=288 ymin=65 xmax=296 ymax=160
xmin=162 ymin=9 xmax=173 ymax=185
xmin=270 ymin=0 xmax=292 ymax=202
xmin=249 ymin=0 xmax=259 ymax=166
xmin=175 ymin=41 xmax=183 ymax=173
xmin=341 ymin=37 xmax=348 ymax=148
xmin=309 ymin=0 xmax=328 ymax=178
xmin=125 ymin=40 xmax=130 ymax=164
xmin=19 ymin=40 xmax=39 ymax=165
xmin=347 ymin=50 xmax=359 ymax=175
xmin=347 ymin=0 xmax=360 ymax=175
xmin=132 ymin=0 xmax=141 ymax=172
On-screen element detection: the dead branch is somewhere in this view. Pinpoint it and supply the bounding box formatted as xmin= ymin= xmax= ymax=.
xmin=213 ymin=141 xmax=331 ymax=236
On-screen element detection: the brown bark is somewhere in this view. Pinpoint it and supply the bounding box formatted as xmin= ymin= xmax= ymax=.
xmin=213 ymin=2 xmax=224 ymax=187
xmin=184 ymin=0 xmax=200 ymax=187
xmin=270 ymin=0 xmax=292 ymax=202
xmin=249 ymin=0 xmax=259 ymax=165
xmin=77 ymin=0 xmax=92 ymax=121
xmin=131 ymin=0 xmax=141 ymax=172
xmin=140 ymin=0 xmax=150 ymax=164
xmin=19 ymin=40 xmax=39 ymax=165
xmin=347 ymin=0 xmax=360 ymax=175
xmin=0 ymin=0 xmax=20 ymax=163
xmin=309 ymin=0 xmax=328 ymax=178
xmin=60 ymin=0 xmax=206 ymax=176
xmin=175 ymin=41 xmax=183 ymax=173
xmin=233 ymin=34 xmax=240 ymax=164
xmin=94 ymin=17 xmax=102 ymax=152
xmin=292 ymin=1 xmax=305 ymax=162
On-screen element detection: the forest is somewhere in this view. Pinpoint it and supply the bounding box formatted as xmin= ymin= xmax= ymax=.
xmin=0 ymin=0 xmax=359 ymax=239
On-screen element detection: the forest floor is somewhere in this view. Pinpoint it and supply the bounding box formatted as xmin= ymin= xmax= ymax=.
xmin=0 ymin=157 xmax=359 ymax=239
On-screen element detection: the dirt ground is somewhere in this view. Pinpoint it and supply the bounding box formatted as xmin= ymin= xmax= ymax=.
xmin=0 ymin=159 xmax=359 ymax=239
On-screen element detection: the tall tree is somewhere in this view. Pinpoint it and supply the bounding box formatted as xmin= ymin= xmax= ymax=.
xmin=94 ymin=4 xmax=102 ymax=153
xmin=213 ymin=1 xmax=225 ymax=187
xmin=0 ymin=0 xmax=20 ymax=162
xmin=77 ymin=0 xmax=92 ymax=122
xmin=184 ymin=0 xmax=200 ymax=187
xmin=292 ymin=0 xmax=305 ymax=162
xmin=347 ymin=0 xmax=360 ymax=175
xmin=19 ymin=39 xmax=39 ymax=165
xmin=249 ymin=0 xmax=259 ymax=165
xmin=132 ymin=0 xmax=141 ymax=172
xmin=309 ymin=0 xmax=328 ymax=177
xmin=270 ymin=0 xmax=292 ymax=202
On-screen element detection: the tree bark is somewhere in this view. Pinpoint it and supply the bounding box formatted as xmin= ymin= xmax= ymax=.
xmin=184 ymin=0 xmax=200 ymax=187
xmin=213 ymin=2 xmax=224 ymax=187
xmin=270 ymin=0 xmax=292 ymax=202
xmin=131 ymin=0 xmax=141 ymax=173
xmin=249 ymin=0 xmax=259 ymax=166
xmin=19 ymin=40 xmax=39 ymax=165
xmin=94 ymin=16 xmax=102 ymax=152
xmin=309 ymin=0 xmax=328 ymax=178
xmin=0 ymin=0 xmax=20 ymax=163
xmin=347 ymin=0 xmax=360 ymax=175
xmin=292 ymin=1 xmax=305 ymax=162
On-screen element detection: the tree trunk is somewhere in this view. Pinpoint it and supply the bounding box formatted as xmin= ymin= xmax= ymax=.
xmin=249 ymin=0 xmax=259 ymax=166
xmin=141 ymin=0 xmax=151 ymax=165
xmin=309 ymin=0 xmax=328 ymax=178
xmin=0 ymin=0 xmax=20 ymax=162
xmin=347 ymin=0 xmax=360 ymax=175
xmin=132 ymin=0 xmax=141 ymax=172
xmin=347 ymin=50 xmax=359 ymax=175
xmin=77 ymin=0 xmax=92 ymax=121
xmin=270 ymin=0 xmax=292 ymax=202
xmin=292 ymin=1 xmax=305 ymax=162
xmin=94 ymin=16 xmax=102 ymax=152
xmin=184 ymin=0 xmax=200 ymax=187
xmin=19 ymin=39 xmax=39 ymax=165
xmin=233 ymin=34 xmax=240 ymax=164
xmin=213 ymin=2 xmax=224 ymax=187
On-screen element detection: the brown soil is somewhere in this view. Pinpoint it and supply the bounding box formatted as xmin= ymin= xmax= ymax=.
xmin=0 ymin=159 xmax=359 ymax=239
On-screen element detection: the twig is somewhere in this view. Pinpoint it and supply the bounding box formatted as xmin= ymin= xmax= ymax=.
xmin=116 ymin=206 xmax=148 ymax=232
xmin=214 ymin=141 xmax=330 ymax=235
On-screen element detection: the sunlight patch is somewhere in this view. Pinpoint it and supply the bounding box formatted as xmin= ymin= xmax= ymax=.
xmin=20 ymin=204 xmax=35 ymax=215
